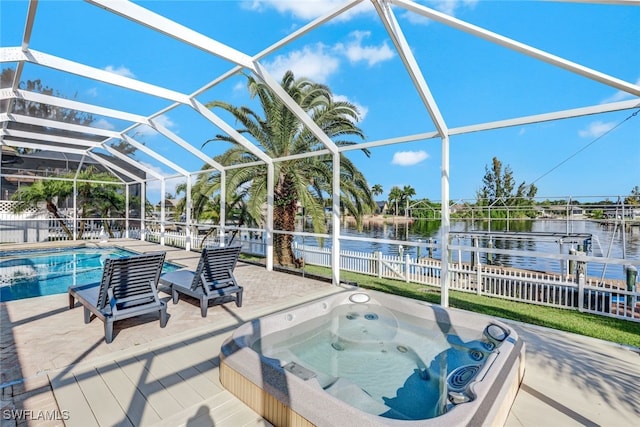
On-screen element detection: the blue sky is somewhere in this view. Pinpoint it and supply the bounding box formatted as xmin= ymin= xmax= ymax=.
xmin=1 ymin=0 xmax=639 ymax=204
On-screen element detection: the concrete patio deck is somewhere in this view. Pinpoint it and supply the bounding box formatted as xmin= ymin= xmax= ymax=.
xmin=1 ymin=239 xmax=638 ymax=426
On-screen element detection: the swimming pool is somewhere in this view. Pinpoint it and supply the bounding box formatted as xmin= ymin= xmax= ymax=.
xmin=220 ymin=289 xmax=525 ymax=426
xmin=0 ymin=246 xmax=179 ymax=302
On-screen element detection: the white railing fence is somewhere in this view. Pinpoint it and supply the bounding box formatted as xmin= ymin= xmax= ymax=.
xmin=292 ymin=242 xmax=639 ymax=322
xmin=1 ymin=216 xmax=637 ymax=322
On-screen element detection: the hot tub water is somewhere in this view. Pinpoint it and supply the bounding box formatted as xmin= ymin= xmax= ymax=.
xmin=252 ymin=294 xmax=505 ymax=421
xmin=220 ymin=289 xmax=525 ymax=427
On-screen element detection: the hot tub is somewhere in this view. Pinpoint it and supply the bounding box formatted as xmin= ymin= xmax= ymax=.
xmin=220 ymin=289 xmax=525 ymax=426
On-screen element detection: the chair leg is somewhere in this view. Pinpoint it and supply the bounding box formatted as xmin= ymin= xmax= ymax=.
xmin=68 ymin=294 xmax=75 ymax=309
xmin=172 ymin=289 xmax=180 ymax=304
xmin=83 ymin=307 xmax=92 ymax=324
xmin=236 ymin=288 xmax=243 ymax=307
xmin=159 ymin=306 xmax=168 ymax=328
xmin=200 ymin=297 xmax=207 ymax=318
xmin=105 ymin=321 xmax=114 ymax=344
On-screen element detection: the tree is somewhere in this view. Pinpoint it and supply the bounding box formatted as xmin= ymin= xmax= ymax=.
xmin=479 ymin=157 xmax=515 ymax=204
xmin=371 ymin=184 xmax=383 ymax=198
xmin=3 ymin=68 xmax=141 ymax=231
xmin=401 ymin=185 xmax=416 ymax=215
xmin=10 ymin=179 xmax=74 ymax=237
xmin=388 ymin=186 xmax=403 ymax=216
xmin=74 ymin=168 xmax=125 ymax=237
xmin=2 ymin=67 xmax=139 ymax=166
xmin=11 ymin=167 xmax=124 ymax=238
xmin=406 ymin=198 xmax=439 ymax=219
xmin=198 ymin=71 xmax=375 ymax=266
xmin=477 ymin=157 xmax=537 ymax=217
xmin=1 ymin=68 xmax=96 ymax=155
xmin=625 ymin=186 xmax=640 ymax=205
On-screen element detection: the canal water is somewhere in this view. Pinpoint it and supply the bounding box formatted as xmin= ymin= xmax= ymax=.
xmin=297 ymin=218 xmax=639 ymax=281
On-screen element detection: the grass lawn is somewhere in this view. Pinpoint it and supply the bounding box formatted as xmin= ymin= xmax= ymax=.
xmin=252 ymin=259 xmax=640 ymax=349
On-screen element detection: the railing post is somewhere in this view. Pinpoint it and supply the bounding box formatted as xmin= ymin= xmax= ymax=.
xmin=405 ymin=254 xmax=411 ymax=283
xmin=185 ymin=229 xmax=191 ymax=252
xmin=377 ymin=251 xmax=383 ymax=278
xmin=476 ymin=262 xmax=482 ymax=296
xmin=577 ymin=273 xmax=585 ymax=312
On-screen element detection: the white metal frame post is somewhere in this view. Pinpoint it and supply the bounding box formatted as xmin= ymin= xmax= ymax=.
xmin=219 ymin=170 xmax=226 ymax=245
xmin=125 ymin=184 xmax=130 ymax=238
xmin=140 ymin=181 xmax=146 ymax=242
xmin=374 ymin=0 xmax=451 ymax=306
xmin=160 ymin=179 xmax=166 ymax=246
xmin=72 ymin=180 xmax=77 ymax=240
xmin=266 ymin=163 xmax=274 ymax=271
xmin=186 ymin=175 xmax=192 ymax=251
xmin=440 ymin=136 xmax=451 ymax=307
xmin=332 ymin=152 xmax=341 ymax=286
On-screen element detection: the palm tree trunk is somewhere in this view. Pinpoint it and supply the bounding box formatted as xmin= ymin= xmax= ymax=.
xmin=273 ymin=202 xmax=297 ymax=266
xmin=77 ymin=219 xmax=86 ymax=239
xmin=45 ymin=201 xmax=73 ymax=239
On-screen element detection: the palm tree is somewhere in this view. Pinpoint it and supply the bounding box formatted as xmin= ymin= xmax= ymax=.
xmin=388 ymin=186 xmax=403 ymax=216
xmin=371 ymin=184 xmax=384 ymax=214
xmin=11 ymin=179 xmax=74 ymax=237
xmin=200 ymin=71 xmax=375 ymax=266
xmin=402 ymin=185 xmax=416 ymax=216
xmin=76 ymin=168 xmax=124 ymax=237
xmin=371 ymin=184 xmax=383 ymax=198
xmin=11 ymin=167 xmax=124 ymax=239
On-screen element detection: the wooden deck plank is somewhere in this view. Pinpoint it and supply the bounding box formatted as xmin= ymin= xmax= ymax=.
xmin=95 ymin=362 xmax=162 ymax=426
xmin=241 ymin=418 xmax=274 ymax=427
xmin=73 ymin=366 xmax=133 ymax=427
xmin=157 ymin=341 xmax=223 ymax=399
xmin=134 ymin=351 xmax=204 ymax=409
xmin=47 ymin=372 xmax=99 ymax=427
xmin=207 ymin=395 xmax=256 ymax=425
xmin=214 ymin=400 xmax=269 ymax=427
xmin=115 ymin=355 xmax=184 ymax=419
xmin=176 ymin=331 xmax=231 ymax=389
xmin=151 ymin=389 xmax=235 ymax=427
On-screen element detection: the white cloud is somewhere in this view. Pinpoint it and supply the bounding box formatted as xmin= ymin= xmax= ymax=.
xmin=242 ymin=0 xmax=372 ymax=20
xmin=431 ymin=0 xmax=478 ymax=16
xmin=404 ymin=0 xmax=479 ymax=24
xmin=578 ymin=121 xmax=616 ymax=138
xmin=132 ymin=115 xmax=177 ymax=137
xmin=233 ymin=81 xmax=246 ymax=92
xmin=92 ymin=118 xmax=114 ymax=130
xmin=334 ymin=94 xmax=368 ymax=121
xmin=264 ymin=43 xmax=340 ymax=83
xmin=335 ymin=31 xmax=395 ymax=67
xmin=601 ymin=77 xmax=640 ymax=103
xmin=402 ymin=11 xmax=433 ymax=25
xmin=132 ymin=124 xmax=155 ymax=137
xmin=152 ymin=115 xmax=176 ymax=130
xmin=141 ymin=163 xmax=175 ymax=197
xmin=104 ymin=65 xmax=135 ymax=78
xmin=264 ymin=32 xmax=394 ymax=83
xmin=86 ymin=87 xmax=98 ymax=97
xmin=392 ymin=150 xmax=429 ymax=166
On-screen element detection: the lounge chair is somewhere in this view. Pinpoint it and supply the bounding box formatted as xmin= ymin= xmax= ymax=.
xmin=159 ymin=245 xmax=243 ymax=317
xmin=68 ymin=252 xmax=168 ymax=343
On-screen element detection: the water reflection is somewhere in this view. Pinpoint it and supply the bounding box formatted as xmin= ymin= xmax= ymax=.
xmin=297 ymin=217 xmax=639 ymax=280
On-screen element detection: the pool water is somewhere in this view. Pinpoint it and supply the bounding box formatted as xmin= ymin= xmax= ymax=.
xmin=0 ymin=246 xmax=179 ymax=302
